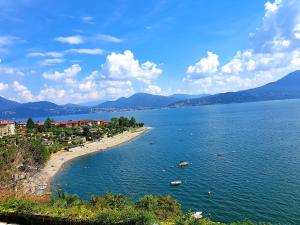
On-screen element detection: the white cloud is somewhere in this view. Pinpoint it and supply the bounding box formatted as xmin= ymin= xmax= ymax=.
xmin=12 ymin=81 xmax=34 ymax=102
xmin=221 ymin=58 xmax=243 ymax=75
xmin=55 ymin=35 xmax=84 ymax=44
xmin=145 ymin=84 xmax=162 ymax=95
xmin=101 ymin=50 xmax=162 ymax=82
xmin=28 ymin=51 xmax=64 ymax=58
xmin=80 ymin=16 xmax=94 ymax=24
xmin=40 ymin=58 xmax=65 ymax=66
xmin=28 ymin=48 xmax=104 ymax=59
xmin=65 ymin=48 xmax=103 ymax=55
xmin=184 ymin=0 xmax=300 ymax=94
xmin=38 ymin=87 xmax=66 ymax=101
xmin=187 ymin=51 xmax=219 ymax=77
xmin=0 ymin=66 xmax=24 ymax=76
xmin=36 ymin=50 xmax=162 ymax=103
xmin=96 ymin=34 xmax=123 ymax=43
xmin=264 ymin=0 xmax=282 ymax=16
xmin=294 ymin=24 xmax=300 ymax=39
xmin=0 ymin=82 xmax=8 ymax=92
xmin=42 ymin=64 xmax=81 ymax=83
xmin=0 ymin=35 xmax=20 ymax=46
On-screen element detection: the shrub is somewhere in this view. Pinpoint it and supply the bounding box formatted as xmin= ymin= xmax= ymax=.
xmin=136 ymin=195 xmax=181 ymax=221
xmin=96 ymin=208 xmax=156 ymax=225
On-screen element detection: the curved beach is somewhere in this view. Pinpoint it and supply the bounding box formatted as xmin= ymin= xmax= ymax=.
xmin=24 ymin=127 xmax=150 ymax=194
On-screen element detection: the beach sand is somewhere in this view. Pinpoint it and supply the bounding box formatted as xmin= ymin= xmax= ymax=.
xmin=22 ymin=127 xmax=150 ymax=194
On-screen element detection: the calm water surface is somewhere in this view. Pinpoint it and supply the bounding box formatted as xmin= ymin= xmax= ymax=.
xmin=48 ymin=100 xmax=300 ymax=224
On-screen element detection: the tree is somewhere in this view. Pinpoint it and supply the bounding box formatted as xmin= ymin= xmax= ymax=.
xmin=83 ymin=126 xmax=91 ymax=137
xmin=129 ymin=116 xmax=136 ymax=127
xmin=44 ymin=118 xmax=54 ymax=129
xmin=26 ymin=118 xmax=35 ymax=130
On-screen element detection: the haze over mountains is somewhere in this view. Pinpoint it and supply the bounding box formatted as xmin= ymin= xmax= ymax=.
xmin=98 ymin=93 xmax=207 ymax=109
xmin=170 ymin=70 xmax=300 ymax=107
xmin=0 ymin=70 xmax=300 ymax=119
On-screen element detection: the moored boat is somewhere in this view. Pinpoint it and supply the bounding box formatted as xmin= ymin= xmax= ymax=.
xmin=170 ymin=180 xmax=182 ymax=186
xmin=178 ymin=161 xmax=190 ymax=167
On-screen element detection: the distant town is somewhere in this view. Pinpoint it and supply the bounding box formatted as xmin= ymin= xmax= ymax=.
xmin=0 ymin=119 xmax=108 ymax=138
xmin=0 ymin=116 xmax=144 ymax=189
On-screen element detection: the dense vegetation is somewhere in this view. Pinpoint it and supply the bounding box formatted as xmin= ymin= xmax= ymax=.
xmin=0 ymin=191 xmax=259 ymax=225
xmin=0 ymin=116 xmax=143 ymax=187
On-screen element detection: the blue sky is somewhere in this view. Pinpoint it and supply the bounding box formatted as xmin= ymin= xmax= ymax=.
xmin=0 ymin=0 xmax=299 ymax=104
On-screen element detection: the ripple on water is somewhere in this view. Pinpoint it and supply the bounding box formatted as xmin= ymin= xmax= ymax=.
xmin=53 ymin=100 xmax=300 ymax=224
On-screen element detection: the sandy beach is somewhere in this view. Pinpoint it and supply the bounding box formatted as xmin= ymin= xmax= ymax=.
xmin=22 ymin=127 xmax=150 ymax=194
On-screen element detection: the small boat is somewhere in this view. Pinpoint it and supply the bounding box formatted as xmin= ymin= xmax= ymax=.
xmin=208 ymin=191 xmax=212 ymax=196
xmin=170 ymin=180 xmax=182 ymax=186
xmin=193 ymin=211 xmax=203 ymax=219
xmin=178 ymin=161 xmax=190 ymax=167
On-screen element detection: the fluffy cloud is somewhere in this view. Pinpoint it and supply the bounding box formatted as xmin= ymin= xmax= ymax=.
xmin=186 ymin=51 xmax=219 ymax=78
xmin=80 ymin=16 xmax=94 ymax=24
xmin=42 ymin=64 xmax=81 ymax=83
xmin=0 ymin=66 xmax=24 ymax=76
xmin=0 ymin=35 xmax=20 ymax=46
xmin=65 ymin=48 xmax=103 ymax=55
xmin=28 ymin=48 xmax=104 ymax=58
xmin=37 ymin=50 xmax=162 ymax=103
xmin=95 ymin=34 xmax=123 ymax=43
xmin=101 ymin=50 xmax=162 ymax=82
xmin=55 ymin=35 xmax=84 ymax=45
xmin=40 ymin=58 xmax=65 ymax=66
xmin=0 ymin=82 xmax=8 ymax=92
xmin=184 ymin=0 xmax=300 ymax=94
xmin=145 ymin=84 xmax=162 ymax=95
xmin=12 ymin=81 xmax=34 ymax=102
xmin=28 ymin=51 xmax=64 ymax=58
xmin=54 ymin=34 xmax=122 ymax=45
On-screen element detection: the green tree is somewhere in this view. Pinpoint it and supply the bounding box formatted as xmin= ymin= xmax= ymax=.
xmin=26 ymin=118 xmax=35 ymax=130
xmin=44 ymin=118 xmax=54 ymax=129
xmin=83 ymin=126 xmax=91 ymax=137
xmin=129 ymin=116 xmax=136 ymax=127
xmin=136 ymin=195 xmax=181 ymax=221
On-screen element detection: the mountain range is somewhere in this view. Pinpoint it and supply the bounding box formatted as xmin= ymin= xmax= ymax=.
xmin=170 ymin=70 xmax=300 ymax=107
xmin=98 ymin=93 xmax=207 ymax=109
xmin=0 ymin=70 xmax=300 ymax=119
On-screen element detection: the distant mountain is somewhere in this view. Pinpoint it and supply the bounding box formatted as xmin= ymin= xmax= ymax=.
xmin=98 ymin=93 xmax=207 ymax=109
xmin=0 ymin=96 xmax=20 ymax=111
xmin=169 ymin=94 xmax=208 ymax=100
xmin=0 ymin=99 xmax=91 ymax=119
xmin=98 ymin=93 xmax=178 ymax=109
xmin=170 ymin=70 xmax=300 ymax=107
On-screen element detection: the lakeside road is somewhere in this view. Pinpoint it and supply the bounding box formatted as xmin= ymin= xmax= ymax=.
xmin=23 ymin=127 xmax=150 ymax=194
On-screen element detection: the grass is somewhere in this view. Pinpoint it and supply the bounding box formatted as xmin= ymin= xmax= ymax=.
xmin=0 ymin=191 xmax=269 ymax=225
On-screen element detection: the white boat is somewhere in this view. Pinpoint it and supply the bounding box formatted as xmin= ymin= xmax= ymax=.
xmin=170 ymin=180 xmax=182 ymax=186
xmin=193 ymin=211 xmax=203 ymax=219
xmin=178 ymin=161 xmax=190 ymax=167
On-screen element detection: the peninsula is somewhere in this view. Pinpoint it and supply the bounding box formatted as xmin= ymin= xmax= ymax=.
xmin=0 ymin=116 xmax=147 ymax=194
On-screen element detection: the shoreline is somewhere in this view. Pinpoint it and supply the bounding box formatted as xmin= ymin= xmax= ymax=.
xmin=23 ymin=127 xmax=150 ymax=194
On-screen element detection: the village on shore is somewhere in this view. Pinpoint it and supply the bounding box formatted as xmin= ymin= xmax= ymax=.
xmin=0 ymin=116 xmax=144 ymax=193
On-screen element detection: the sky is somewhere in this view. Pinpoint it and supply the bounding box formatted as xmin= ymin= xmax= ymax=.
xmin=0 ymin=0 xmax=300 ymax=104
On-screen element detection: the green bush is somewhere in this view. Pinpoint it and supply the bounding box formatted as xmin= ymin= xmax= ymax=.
xmin=96 ymin=208 xmax=156 ymax=225
xmin=136 ymin=195 xmax=181 ymax=221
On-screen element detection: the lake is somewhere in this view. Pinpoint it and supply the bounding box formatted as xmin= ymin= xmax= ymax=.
xmin=47 ymin=99 xmax=300 ymax=224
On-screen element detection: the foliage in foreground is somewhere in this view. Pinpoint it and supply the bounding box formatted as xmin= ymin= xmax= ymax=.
xmin=0 ymin=191 xmax=265 ymax=225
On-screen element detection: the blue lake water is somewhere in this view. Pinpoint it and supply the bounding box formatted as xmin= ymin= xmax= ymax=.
xmin=47 ymin=100 xmax=300 ymax=224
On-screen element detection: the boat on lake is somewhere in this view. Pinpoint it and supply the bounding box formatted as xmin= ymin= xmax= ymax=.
xmin=178 ymin=161 xmax=190 ymax=167
xmin=170 ymin=180 xmax=182 ymax=186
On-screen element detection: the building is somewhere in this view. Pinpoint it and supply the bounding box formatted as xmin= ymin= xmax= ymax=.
xmin=55 ymin=121 xmax=79 ymax=128
xmin=15 ymin=122 xmax=27 ymax=129
xmin=0 ymin=121 xmax=16 ymax=137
